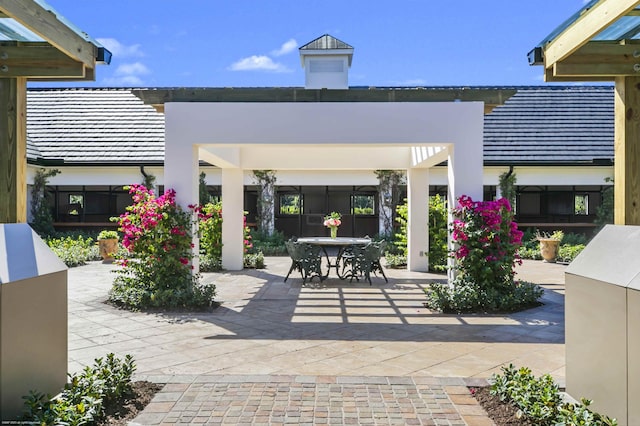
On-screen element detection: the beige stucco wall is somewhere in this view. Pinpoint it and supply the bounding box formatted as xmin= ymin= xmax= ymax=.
xmin=1 ymin=271 xmax=68 ymax=421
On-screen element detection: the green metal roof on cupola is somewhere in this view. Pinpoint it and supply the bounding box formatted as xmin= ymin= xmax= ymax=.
xmin=299 ymin=34 xmax=353 ymax=50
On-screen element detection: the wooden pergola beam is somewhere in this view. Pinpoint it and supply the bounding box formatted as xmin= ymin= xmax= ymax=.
xmin=0 ymin=0 xmax=96 ymax=67
xmin=0 ymin=44 xmax=85 ymax=78
xmin=551 ymin=40 xmax=640 ymax=76
xmin=544 ymin=0 xmax=640 ymax=67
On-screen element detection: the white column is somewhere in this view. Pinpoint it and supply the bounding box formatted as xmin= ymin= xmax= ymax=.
xmin=165 ymin=113 xmax=200 ymax=273
xmin=407 ymin=168 xmax=429 ymax=272
xmin=222 ymin=168 xmax=245 ymax=270
xmin=447 ymin=145 xmax=483 ymax=205
xmin=446 ymin=124 xmax=483 ymax=282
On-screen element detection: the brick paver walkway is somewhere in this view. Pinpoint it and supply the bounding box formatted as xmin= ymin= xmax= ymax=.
xmin=131 ymin=375 xmax=490 ymax=425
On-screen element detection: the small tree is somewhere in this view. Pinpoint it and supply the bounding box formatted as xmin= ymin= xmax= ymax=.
xmin=428 ymin=195 xmax=448 ymax=272
xmin=30 ymin=168 xmax=60 ymax=237
xmin=195 ymin=201 xmax=223 ymax=271
xmin=498 ymin=169 xmax=517 ymax=207
xmin=141 ymin=170 xmax=156 ymax=192
xmin=199 ymin=172 xmax=212 ymax=205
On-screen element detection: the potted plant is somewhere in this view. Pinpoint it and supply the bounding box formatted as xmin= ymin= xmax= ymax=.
xmin=536 ymin=230 xmax=563 ymax=263
xmin=97 ymin=230 xmax=119 ymax=263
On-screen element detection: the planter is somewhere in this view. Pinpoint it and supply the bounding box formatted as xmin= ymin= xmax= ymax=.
xmin=538 ymin=238 xmax=560 ymax=263
xmin=98 ymin=238 xmax=119 ymax=263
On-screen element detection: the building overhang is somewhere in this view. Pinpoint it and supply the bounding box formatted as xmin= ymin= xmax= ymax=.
xmin=132 ymin=86 xmax=516 ymax=114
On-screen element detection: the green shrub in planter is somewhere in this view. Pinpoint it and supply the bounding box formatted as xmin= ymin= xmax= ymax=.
xmin=97 ymin=230 xmax=119 ymax=240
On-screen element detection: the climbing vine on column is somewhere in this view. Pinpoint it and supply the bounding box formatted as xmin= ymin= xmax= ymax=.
xmin=374 ymin=170 xmax=405 ymax=237
xmin=253 ymin=170 xmax=277 ymax=236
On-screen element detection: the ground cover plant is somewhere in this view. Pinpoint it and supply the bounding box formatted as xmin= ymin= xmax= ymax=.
xmin=425 ymin=196 xmax=543 ymax=313
xmin=474 ymin=364 xmax=617 ymax=425
xmin=20 ymin=353 xmax=159 ymax=426
xmin=110 ymin=185 xmax=216 ymax=310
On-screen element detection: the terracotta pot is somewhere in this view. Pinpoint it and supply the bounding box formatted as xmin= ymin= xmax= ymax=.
xmin=98 ymin=238 xmax=118 ymax=263
xmin=539 ymin=238 xmax=560 ymax=263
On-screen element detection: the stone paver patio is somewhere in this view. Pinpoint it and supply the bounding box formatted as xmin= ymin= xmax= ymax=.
xmin=66 ymin=257 xmax=565 ymax=425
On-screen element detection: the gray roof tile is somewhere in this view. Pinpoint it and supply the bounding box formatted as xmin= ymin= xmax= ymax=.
xmin=484 ymin=86 xmax=614 ymax=164
xmin=26 ymin=86 xmax=615 ymax=166
xmin=26 ymin=88 xmax=164 ymax=164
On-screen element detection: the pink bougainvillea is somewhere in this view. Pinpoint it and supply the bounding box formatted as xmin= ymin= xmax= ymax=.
xmin=451 ymin=195 xmax=523 ymax=287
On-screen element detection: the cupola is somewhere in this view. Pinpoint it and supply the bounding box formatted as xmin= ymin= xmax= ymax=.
xmin=299 ymin=34 xmax=354 ymax=89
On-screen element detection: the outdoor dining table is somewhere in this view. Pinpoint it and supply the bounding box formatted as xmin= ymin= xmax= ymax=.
xmin=296 ymin=236 xmax=371 ymax=279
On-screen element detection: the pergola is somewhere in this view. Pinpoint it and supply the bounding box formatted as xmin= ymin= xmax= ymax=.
xmin=135 ymin=87 xmax=516 ymax=273
xmin=0 ymin=0 xmax=110 ymax=223
xmin=529 ymin=0 xmax=640 ymax=225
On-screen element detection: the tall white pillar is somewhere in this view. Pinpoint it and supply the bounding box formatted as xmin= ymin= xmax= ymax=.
xmin=222 ymin=168 xmax=245 ymax=270
xmin=164 ymin=141 xmax=199 ymax=208
xmin=407 ymin=168 xmax=429 ymax=272
xmin=447 ymin=144 xmax=483 ymax=205
xmin=446 ymin=126 xmax=483 ymax=282
xmin=165 ymin=114 xmax=200 ymax=273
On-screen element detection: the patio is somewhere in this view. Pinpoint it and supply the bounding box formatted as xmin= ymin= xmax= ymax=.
xmin=67 ymin=257 xmax=565 ymax=424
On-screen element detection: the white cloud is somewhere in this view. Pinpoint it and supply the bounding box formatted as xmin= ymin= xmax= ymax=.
xmin=229 ymin=55 xmax=291 ymax=72
xmin=271 ymin=39 xmax=298 ymax=56
xmin=102 ymin=61 xmax=150 ymax=86
xmin=115 ymin=62 xmax=150 ymax=76
xmin=96 ymin=38 xmax=143 ymax=57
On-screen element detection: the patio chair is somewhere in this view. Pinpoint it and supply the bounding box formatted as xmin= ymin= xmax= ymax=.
xmin=346 ymin=240 xmax=388 ymax=285
xmin=284 ymin=240 xmax=323 ymax=284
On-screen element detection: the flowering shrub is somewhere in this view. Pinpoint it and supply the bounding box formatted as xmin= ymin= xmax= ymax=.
xmin=425 ymin=195 xmax=543 ymax=313
xmin=110 ymin=185 xmax=216 ymax=310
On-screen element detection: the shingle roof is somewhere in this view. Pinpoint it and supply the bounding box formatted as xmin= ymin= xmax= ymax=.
xmin=26 ymin=86 xmax=615 ymax=166
xmin=26 ymin=88 xmax=164 ymax=164
xmin=484 ymin=86 xmax=614 ymax=164
xmin=26 ymin=137 xmax=42 ymax=161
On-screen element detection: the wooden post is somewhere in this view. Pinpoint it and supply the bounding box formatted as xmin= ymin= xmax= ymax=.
xmin=614 ymin=77 xmax=640 ymax=225
xmin=0 ymin=78 xmax=28 ymax=223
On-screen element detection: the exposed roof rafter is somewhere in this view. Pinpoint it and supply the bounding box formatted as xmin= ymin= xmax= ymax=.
xmin=543 ymin=0 xmax=640 ymax=67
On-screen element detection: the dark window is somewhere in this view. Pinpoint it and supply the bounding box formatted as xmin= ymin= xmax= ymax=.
xmin=280 ymin=194 xmax=301 ymax=215
xmin=351 ymin=194 xmax=375 ymax=215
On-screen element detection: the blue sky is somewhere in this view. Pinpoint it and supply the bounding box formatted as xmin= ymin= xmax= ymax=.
xmin=39 ymin=0 xmax=592 ymax=88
